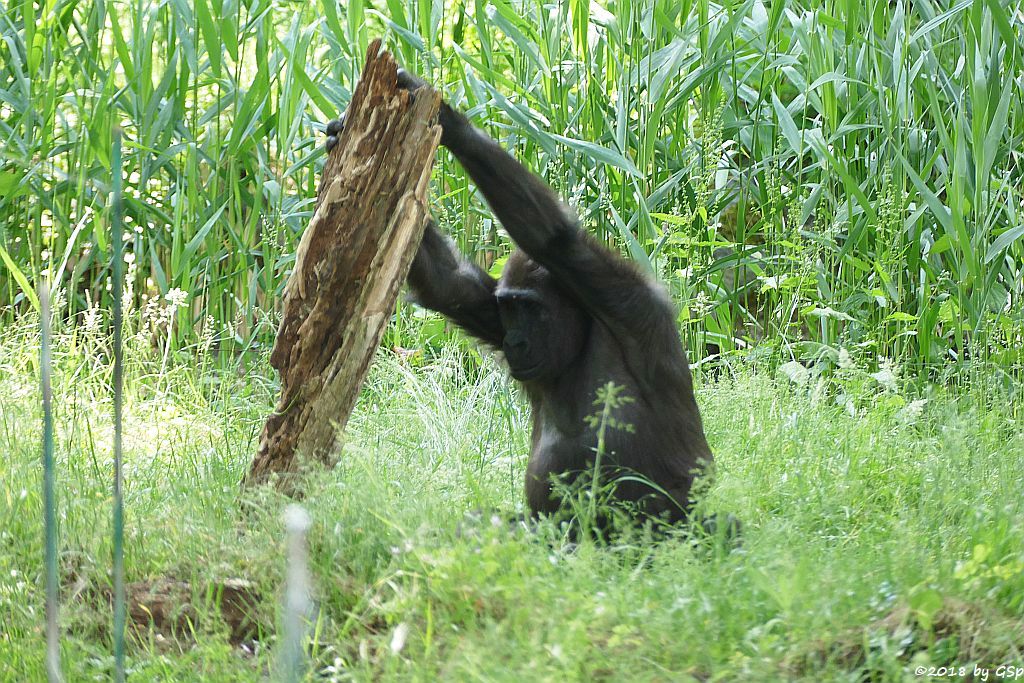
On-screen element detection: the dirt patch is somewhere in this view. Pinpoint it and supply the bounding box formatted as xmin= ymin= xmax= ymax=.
xmin=130 ymin=577 xmax=261 ymax=645
xmin=92 ymin=577 xmax=264 ymax=650
xmin=789 ymin=597 xmax=1024 ymax=678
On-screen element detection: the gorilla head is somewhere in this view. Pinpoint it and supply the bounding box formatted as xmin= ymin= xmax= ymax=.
xmin=495 ymin=251 xmax=589 ymax=382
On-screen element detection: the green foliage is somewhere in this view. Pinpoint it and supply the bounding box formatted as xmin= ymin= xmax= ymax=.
xmin=0 ymin=0 xmax=1022 ymax=369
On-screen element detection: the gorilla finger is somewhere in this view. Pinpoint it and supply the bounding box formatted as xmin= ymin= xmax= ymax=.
xmin=325 ymin=135 xmax=338 ymax=152
xmin=326 ymin=116 xmax=346 ymax=137
xmin=396 ymin=68 xmax=428 ymax=93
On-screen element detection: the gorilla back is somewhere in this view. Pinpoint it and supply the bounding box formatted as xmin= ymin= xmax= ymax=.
xmin=333 ymin=69 xmax=715 ymax=525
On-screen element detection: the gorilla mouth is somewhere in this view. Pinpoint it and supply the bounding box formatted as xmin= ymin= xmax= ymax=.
xmin=509 ymin=362 xmax=542 ymax=380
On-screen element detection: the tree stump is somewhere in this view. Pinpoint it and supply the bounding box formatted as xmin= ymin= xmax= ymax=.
xmin=246 ymin=41 xmax=441 ymax=489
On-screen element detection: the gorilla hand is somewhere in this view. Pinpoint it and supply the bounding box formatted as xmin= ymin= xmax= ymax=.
xmin=324 ymin=69 xmax=457 ymax=153
xmin=324 ymin=114 xmax=346 ymax=152
xmin=395 ymin=68 xmax=430 ymax=93
xmin=395 ymin=68 xmax=466 ymax=149
xmin=324 ymin=69 xmax=427 ymax=154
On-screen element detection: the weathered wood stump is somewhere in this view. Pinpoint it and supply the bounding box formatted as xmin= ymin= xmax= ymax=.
xmin=246 ymin=40 xmax=441 ymax=489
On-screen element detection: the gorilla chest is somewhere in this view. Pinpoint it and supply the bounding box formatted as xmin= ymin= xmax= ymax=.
xmin=531 ymin=395 xmax=644 ymax=466
xmin=521 ymin=327 xmax=685 ymax=513
xmin=525 ymin=354 xmax=650 ymax=470
xmin=525 ymin=393 xmax=652 ymax=514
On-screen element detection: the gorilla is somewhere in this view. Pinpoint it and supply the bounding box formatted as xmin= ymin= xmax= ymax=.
xmin=326 ymin=70 xmax=715 ymax=528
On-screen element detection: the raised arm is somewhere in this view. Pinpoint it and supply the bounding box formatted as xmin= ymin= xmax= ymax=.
xmin=397 ymin=71 xmax=681 ymax=362
xmin=325 ymin=115 xmax=504 ymax=348
xmin=407 ymin=220 xmax=505 ymax=348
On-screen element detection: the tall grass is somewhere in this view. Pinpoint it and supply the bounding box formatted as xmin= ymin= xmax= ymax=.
xmin=1 ymin=315 xmax=1022 ymax=679
xmin=1 ymin=0 xmax=1022 ymax=370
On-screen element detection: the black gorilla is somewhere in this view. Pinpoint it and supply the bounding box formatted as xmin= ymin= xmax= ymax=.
xmin=326 ymin=71 xmax=714 ymax=526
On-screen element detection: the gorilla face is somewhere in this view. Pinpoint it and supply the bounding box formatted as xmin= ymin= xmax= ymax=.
xmin=495 ymin=288 xmax=548 ymax=380
xmin=496 ymin=253 xmax=588 ymax=381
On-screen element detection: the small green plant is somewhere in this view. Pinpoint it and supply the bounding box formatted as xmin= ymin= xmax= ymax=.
xmin=546 ymin=381 xmax=638 ymax=543
xmin=582 ymin=381 xmax=635 ymax=528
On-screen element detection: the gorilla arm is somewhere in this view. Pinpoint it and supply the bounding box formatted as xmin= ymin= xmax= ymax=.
xmin=324 ymin=91 xmax=503 ymax=349
xmin=407 ymin=220 xmax=505 ymax=348
xmin=434 ymin=102 xmax=686 ymax=393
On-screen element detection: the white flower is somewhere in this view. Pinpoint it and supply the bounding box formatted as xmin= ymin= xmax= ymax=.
xmin=389 ymin=623 xmax=409 ymax=654
xmin=870 ymin=367 xmax=899 ymax=391
xmin=165 ymin=288 xmax=189 ymax=308
xmin=898 ymin=399 xmax=928 ymax=424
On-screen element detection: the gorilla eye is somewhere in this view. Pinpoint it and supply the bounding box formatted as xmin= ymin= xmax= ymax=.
xmin=518 ymin=297 xmax=541 ymax=310
xmin=497 ymin=290 xmax=542 ymax=311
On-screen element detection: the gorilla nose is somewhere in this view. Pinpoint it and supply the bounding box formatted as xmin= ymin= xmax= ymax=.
xmin=505 ymin=334 xmax=528 ymax=355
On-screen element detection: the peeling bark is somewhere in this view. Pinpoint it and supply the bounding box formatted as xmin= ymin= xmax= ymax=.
xmin=246 ymin=41 xmax=440 ymax=489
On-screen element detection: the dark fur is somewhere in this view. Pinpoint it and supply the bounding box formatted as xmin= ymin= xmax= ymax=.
xmin=328 ymin=71 xmax=714 ymax=525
